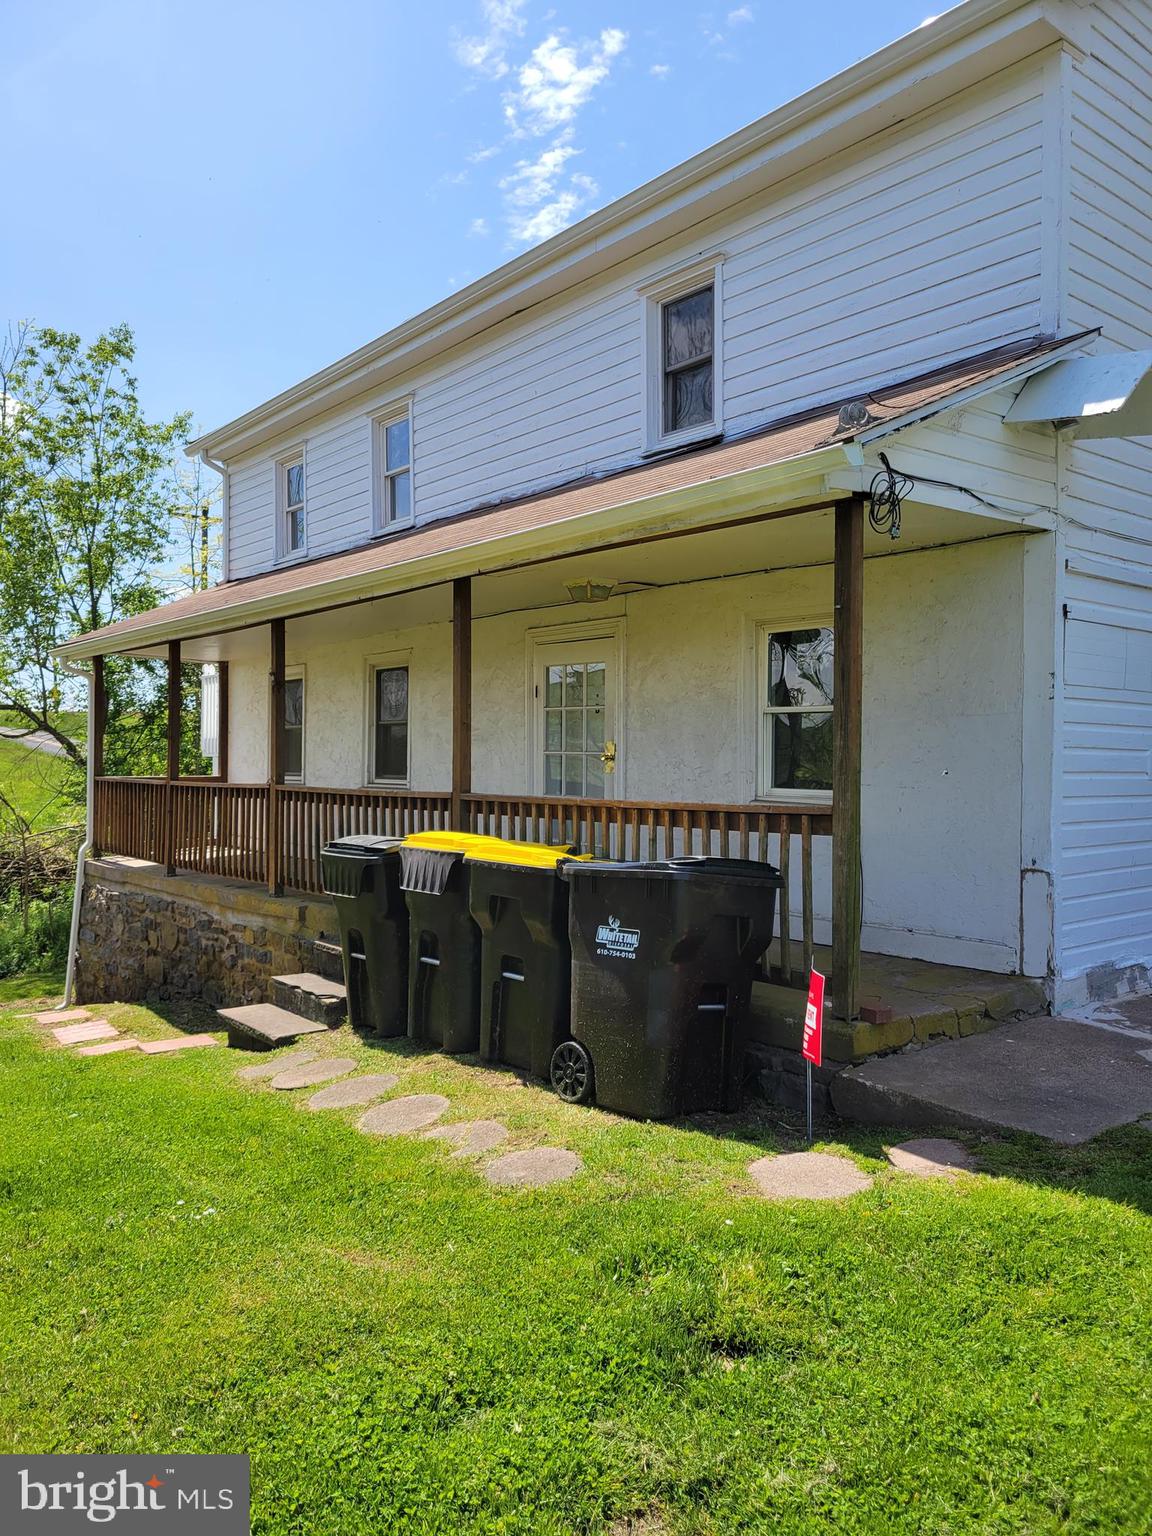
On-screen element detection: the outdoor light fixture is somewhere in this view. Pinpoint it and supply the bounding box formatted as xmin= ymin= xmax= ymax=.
xmin=565 ymin=578 xmax=616 ymax=603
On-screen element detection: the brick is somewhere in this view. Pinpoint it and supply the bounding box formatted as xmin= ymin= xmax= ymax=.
xmin=138 ymin=1034 xmax=219 ymax=1054
xmin=53 ymin=1021 xmax=117 ymax=1045
xmin=75 ymin=1039 xmax=143 ymax=1056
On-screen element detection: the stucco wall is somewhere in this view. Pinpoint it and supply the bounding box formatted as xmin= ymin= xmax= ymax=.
xmin=227 ymin=537 xmax=1029 ymax=973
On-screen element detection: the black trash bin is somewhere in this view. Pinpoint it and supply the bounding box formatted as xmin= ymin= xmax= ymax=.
xmin=467 ymin=846 xmax=581 ymax=1080
xmin=320 ymin=835 xmax=408 ymax=1037
xmin=400 ymin=842 xmax=483 ymax=1054
xmin=558 ymin=857 xmax=785 ymax=1119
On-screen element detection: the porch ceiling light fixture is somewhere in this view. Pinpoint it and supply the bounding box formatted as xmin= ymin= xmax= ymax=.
xmin=565 ymin=578 xmax=617 ymax=603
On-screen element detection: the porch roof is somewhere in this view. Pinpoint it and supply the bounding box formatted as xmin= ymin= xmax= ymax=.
xmin=59 ymin=333 xmax=1083 ymax=659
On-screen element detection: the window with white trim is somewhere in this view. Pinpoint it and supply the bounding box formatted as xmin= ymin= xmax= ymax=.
xmin=282 ymin=674 xmax=305 ymax=782
xmin=370 ymin=664 xmax=409 ymax=782
xmin=758 ymin=627 xmax=834 ymax=798
xmin=374 ymin=409 xmax=413 ymax=532
xmin=642 ymin=262 xmax=723 ymax=452
xmin=278 ymin=453 xmax=306 ymax=557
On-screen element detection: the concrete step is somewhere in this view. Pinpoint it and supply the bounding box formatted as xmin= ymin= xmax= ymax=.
xmin=217 ymin=1002 xmax=330 ymax=1052
xmin=309 ymin=940 xmax=347 ymax=985
xmin=270 ymin=972 xmax=347 ymax=1027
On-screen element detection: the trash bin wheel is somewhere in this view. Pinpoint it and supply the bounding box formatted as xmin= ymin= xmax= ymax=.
xmin=550 ymin=1040 xmax=594 ymax=1105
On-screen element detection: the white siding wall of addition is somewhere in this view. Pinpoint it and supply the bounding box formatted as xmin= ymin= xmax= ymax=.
xmin=227 ymin=535 xmax=1031 ymax=974
xmin=224 ymin=60 xmax=1049 ymax=580
xmin=1053 ymin=0 xmax=1152 ymax=1004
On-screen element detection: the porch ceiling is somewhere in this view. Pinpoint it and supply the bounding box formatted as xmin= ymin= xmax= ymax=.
xmin=134 ymin=494 xmax=1038 ymax=664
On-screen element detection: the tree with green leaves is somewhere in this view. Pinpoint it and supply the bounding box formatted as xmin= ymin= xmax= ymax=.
xmin=0 ymin=322 xmax=195 ymax=771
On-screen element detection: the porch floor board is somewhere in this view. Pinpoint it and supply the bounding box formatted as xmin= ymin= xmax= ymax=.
xmin=752 ymin=946 xmax=1046 ymax=1063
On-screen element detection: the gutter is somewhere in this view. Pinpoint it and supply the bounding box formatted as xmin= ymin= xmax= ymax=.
xmin=57 ymin=659 xmax=95 ymax=1010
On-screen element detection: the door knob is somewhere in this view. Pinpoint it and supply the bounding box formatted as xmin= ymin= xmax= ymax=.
xmin=600 ymin=739 xmax=617 ymax=773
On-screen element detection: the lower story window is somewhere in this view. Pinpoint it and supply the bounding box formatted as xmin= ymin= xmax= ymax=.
xmin=372 ymin=665 xmax=409 ymax=781
xmin=760 ymin=627 xmax=834 ymax=795
xmin=283 ymin=676 xmax=304 ymax=781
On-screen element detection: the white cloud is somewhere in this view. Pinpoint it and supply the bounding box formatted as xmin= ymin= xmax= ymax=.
xmin=454 ymin=0 xmax=528 ymax=80
xmin=727 ymin=5 xmax=754 ymax=23
xmin=468 ymin=216 xmax=491 ymax=237
xmin=505 ymin=28 xmax=628 ymax=136
xmin=500 ymin=136 xmax=599 ymax=243
xmin=650 ymin=62 xmax=671 ymax=78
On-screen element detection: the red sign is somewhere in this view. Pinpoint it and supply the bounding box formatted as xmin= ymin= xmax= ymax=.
xmin=802 ymin=969 xmax=825 ymax=1066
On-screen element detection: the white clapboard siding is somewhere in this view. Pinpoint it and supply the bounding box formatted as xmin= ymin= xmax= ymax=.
xmin=1055 ymin=0 xmax=1152 ymax=984
xmin=226 ymin=61 xmax=1047 ymax=578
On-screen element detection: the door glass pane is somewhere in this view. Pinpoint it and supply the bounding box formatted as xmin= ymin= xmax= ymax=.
xmin=564 ymin=711 xmax=584 ymax=750
xmin=564 ymin=756 xmax=584 ymax=796
xmin=664 ymin=362 xmax=713 ymax=434
xmin=585 ymin=662 xmax=605 ymax=707
xmin=544 ymin=754 xmax=562 ymax=794
xmin=768 ymin=629 xmax=834 ymax=709
xmin=771 ymin=711 xmax=833 ymax=791
xmin=284 ymin=678 xmax=303 ymax=728
xmin=564 ymin=664 xmax=584 ymax=706
xmin=545 ymin=666 xmax=563 ymax=707
xmin=545 ymin=709 xmax=562 ymax=749
xmin=586 ymin=709 xmax=604 ymax=751
xmin=586 ymin=758 xmax=605 ymax=797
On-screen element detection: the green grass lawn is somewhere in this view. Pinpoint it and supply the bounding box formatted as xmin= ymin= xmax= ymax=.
xmin=0 ymin=732 xmax=79 ymax=828
xmin=1 ymin=992 xmax=1150 ymax=1535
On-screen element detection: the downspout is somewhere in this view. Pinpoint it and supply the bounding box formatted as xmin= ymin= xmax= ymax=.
xmin=199 ymin=451 xmax=230 ymax=583
xmin=58 ymin=657 xmax=96 ymax=1009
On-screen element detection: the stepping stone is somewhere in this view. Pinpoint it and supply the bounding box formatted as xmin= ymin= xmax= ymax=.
xmin=358 ymin=1095 xmax=450 ymax=1136
xmin=887 ymin=1137 xmax=976 ymax=1178
xmin=425 ymin=1120 xmax=510 ymax=1158
xmin=75 ymin=1039 xmax=143 ymax=1057
xmin=306 ymin=1073 xmax=400 ymax=1110
xmin=53 ymin=1020 xmax=116 ymax=1046
xmin=748 ymin=1151 xmax=873 ymax=1201
xmin=28 ymin=1007 xmax=90 ymax=1024
xmin=217 ymin=1002 xmax=328 ymax=1050
xmin=139 ymin=1034 xmax=219 ymax=1055
xmin=269 ymin=1057 xmax=357 ymax=1090
xmin=236 ymin=1049 xmax=318 ymax=1081
xmin=484 ymin=1147 xmax=582 ymax=1188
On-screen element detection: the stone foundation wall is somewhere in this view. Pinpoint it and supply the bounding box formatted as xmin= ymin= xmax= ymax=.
xmin=75 ymin=858 xmax=341 ymax=1008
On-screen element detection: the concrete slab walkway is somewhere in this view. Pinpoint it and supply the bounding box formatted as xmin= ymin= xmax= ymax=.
xmin=833 ymin=1015 xmax=1152 ymax=1144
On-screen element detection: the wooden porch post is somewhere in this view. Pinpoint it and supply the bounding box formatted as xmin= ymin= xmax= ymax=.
xmin=451 ymin=576 xmax=472 ymax=832
xmin=267 ymin=618 xmax=286 ymax=895
xmin=90 ymin=655 xmax=107 ymax=856
xmin=216 ymin=661 xmax=230 ymax=783
xmin=164 ymin=640 xmax=181 ymax=874
xmin=831 ymin=494 xmax=864 ymax=1022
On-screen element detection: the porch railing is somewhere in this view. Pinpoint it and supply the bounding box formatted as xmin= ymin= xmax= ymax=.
xmin=92 ymin=778 xmax=830 ymax=985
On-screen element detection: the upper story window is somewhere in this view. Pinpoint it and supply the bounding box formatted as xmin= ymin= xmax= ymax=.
xmin=373 ymin=407 xmax=413 ymax=533
xmin=278 ymin=453 xmax=306 ymax=558
xmin=642 ymin=259 xmax=724 ymax=453
xmin=758 ymin=626 xmax=834 ymax=800
xmin=662 ymin=286 xmax=714 ymax=435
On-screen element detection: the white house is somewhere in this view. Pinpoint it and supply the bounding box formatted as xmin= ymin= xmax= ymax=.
xmin=57 ymin=0 xmax=1152 ymax=1056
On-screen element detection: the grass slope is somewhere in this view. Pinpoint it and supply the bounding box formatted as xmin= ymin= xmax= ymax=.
xmin=1 ymin=999 xmax=1150 ymax=1535
xmin=0 ymin=733 xmax=77 ymax=828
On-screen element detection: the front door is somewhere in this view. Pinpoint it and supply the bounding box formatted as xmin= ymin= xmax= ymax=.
xmin=533 ymin=638 xmax=619 ymax=798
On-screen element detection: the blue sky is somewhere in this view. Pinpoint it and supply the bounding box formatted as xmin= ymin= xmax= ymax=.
xmin=3 ymin=0 xmax=936 ymax=439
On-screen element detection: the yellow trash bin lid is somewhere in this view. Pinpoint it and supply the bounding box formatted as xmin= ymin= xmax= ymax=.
xmin=403 ymin=830 xmax=576 ymax=860
xmin=464 ymin=843 xmax=591 ymax=869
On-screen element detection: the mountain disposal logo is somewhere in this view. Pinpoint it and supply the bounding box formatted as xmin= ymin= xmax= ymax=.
xmin=1 ymin=1455 xmax=249 ymax=1531
xmin=595 ymin=914 xmax=640 ymax=960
